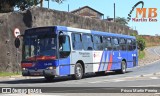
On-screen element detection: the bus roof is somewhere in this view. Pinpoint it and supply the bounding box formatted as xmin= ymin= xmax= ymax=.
xmin=25 ymin=26 xmax=135 ymax=39
xmin=56 ymin=26 xmax=136 ymax=39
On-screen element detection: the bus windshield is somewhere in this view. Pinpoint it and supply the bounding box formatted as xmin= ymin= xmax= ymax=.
xmin=22 ymin=34 xmax=57 ymax=61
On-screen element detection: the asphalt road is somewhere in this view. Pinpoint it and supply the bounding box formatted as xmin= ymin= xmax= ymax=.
xmin=0 ymin=46 xmax=160 ymax=95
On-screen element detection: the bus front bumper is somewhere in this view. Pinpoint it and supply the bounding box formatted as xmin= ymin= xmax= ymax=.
xmin=22 ymin=68 xmax=57 ymax=76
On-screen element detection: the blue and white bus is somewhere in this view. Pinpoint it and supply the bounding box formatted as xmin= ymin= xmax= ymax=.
xmin=16 ymin=26 xmax=138 ymax=81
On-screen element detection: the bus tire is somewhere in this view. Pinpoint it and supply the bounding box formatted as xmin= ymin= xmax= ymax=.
xmin=115 ymin=61 xmax=126 ymax=74
xmin=72 ymin=63 xmax=83 ymax=80
xmin=44 ymin=75 xmax=55 ymax=81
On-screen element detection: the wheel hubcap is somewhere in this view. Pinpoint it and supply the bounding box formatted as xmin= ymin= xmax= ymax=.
xmin=122 ymin=63 xmax=126 ymax=72
xmin=76 ymin=66 xmax=82 ymax=77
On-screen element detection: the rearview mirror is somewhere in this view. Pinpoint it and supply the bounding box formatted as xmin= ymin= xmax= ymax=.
xmin=14 ymin=37 xmax=20 ymax=48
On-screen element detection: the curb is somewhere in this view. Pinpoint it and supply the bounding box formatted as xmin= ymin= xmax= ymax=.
xmin=0 ymin=75 xmax=22 ymax=79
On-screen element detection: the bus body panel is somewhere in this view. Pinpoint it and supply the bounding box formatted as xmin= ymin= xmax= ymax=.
xmin=21 ymin=26 xmax=138 ymax=77
xmin=58 ymin=56 xmax=71 ymax=76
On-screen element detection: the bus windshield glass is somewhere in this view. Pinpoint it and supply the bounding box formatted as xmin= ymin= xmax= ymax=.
xmin=23 ymin=34 xmax=57 ymax=61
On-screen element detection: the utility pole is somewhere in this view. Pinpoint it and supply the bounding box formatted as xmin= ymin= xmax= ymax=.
xmin=114 ymin=3 xmax=116 ymax=22
xmin=68 ymin=4 xmax=70 ymax=12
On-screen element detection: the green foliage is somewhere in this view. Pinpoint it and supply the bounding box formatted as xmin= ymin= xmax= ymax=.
xmin=131 ymin=34 xmax=146 ymax=51
xmin=115 ymin=17 xmax=128 ymax=25
xmin=15 ymin=0 xmax=40 ymax=11
xmin=0 ymin=72 xmax=21 ymax=77
xmin=0 ymin=0 xmax=40 ymax=12
xmin=51 ymin=0 xmax=65 ymax=3
xmin=138 ymin=50 xmax=145 ymax=59
xmin=137 ymin=37 xmax=145 ymax=51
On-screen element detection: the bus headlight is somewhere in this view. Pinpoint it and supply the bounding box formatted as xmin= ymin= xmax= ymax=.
xmin=22 ymin=68 xmax=27 ymax=71
xmin=46 ymin=66 xmax=56 ymax=70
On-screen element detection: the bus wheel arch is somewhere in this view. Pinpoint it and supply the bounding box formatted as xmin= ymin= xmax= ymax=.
xmin=72 ymin=60 xmax=84 ymax=80
xmin=122 ymin=59 xmax=127 ymax=68
xmin=76 ymin=60 xmax=85 ymax=74
xmin=120 ymin=59 xmax=127 ymax=74
xmin=115 ymin=59 xmax=127 ymax=74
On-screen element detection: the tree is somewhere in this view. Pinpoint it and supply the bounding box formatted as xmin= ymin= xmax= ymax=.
xmin=0 ymin=0 xmax=17 ymax=12
xmin=39 ymin=0 xmax=65 ymax=7
xmin=115 ymin=17 xmax=128 ymax=25
xmin=131 ymin=34 xmax=146 ymax=51
xmin=0 ymin=0 xmax=65 ymax=12
xmin=137 ymin=37 xmax=146 ymax=51
xmin=0 ymin=0 xmax=39 ymax=12
xmin=16 ymin=0 xmax=40 ymax=11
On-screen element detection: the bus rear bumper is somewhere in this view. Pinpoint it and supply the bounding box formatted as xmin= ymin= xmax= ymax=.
xmin=22 ymin=69 xmax=57 ymax=76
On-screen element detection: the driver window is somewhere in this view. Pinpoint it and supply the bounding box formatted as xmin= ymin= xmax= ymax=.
xmin=59 ymin=36 xmax=71 ymax=58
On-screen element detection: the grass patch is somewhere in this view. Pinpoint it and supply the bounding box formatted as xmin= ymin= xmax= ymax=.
xmin=138 ymin=50 xmax=145 ymax=59
xmin=0 ymin=72 xmax=21 ymax=77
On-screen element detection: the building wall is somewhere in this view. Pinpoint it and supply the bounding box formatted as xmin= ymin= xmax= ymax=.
xmin=72 ymin=7 xmax=102 ymax=19
xmin=0 ymin=7 xmax=138 ymax=72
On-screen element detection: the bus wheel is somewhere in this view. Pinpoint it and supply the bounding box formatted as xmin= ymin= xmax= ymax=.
xmin=44 ymin=75 xmax=55 ymax=81
xmin=115 ymin=61 xmax=126 ymax=74
xmin=72 ymin=63 xmax=83 ymax=80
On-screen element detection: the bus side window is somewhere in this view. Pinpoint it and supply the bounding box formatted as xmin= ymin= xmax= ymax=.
xmin=111 ymin=37 xmax=119 ymax=50
xmin=93 ymin=35 xmax=103 ymax=50
xmin=82 ymin=34 xmax=93 ymax=50
xmin=102 ymin=37 xmax=112 ymax=50
xmin=71 ymin=33 xmax=82 ymax=50
xmin=59 ymin=36 xmax=71 ymax=58
xmin=132 ymin=39 xmax=137 ymax=50
xmin=119 ymin=38 xmax=126 ymax=51
xmin=127 ymin=39 xmax=132 ymax=51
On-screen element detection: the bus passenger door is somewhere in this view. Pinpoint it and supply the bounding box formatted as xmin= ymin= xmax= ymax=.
xmin=127 ymin=39 xmax=133 ymax=68
xmin=110 ymin=38 xmax=121 ymax=70
xmin=58 ymin=35 xmax=71 ymax=76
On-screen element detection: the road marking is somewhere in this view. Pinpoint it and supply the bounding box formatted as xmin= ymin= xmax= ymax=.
xmin=112 ymin=79 xmax=125 ymax=82
xmin=150 ymin=77 xmax=159 ymax=79
xmin=89 ymin=80 xmax=109 ymax=83
xmin=142 ymin=73 xmax=153 ymax=77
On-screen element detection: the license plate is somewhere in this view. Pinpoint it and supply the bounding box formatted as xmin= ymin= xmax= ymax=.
xmin=33 ymin=72 xmax=40 ymax=76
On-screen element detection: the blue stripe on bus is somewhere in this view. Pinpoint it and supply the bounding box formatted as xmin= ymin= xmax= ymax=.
xmin=98 ymin=51 xmax=110 ymax=71
xmin=102 ymin=51 xmax=109 ymax=71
